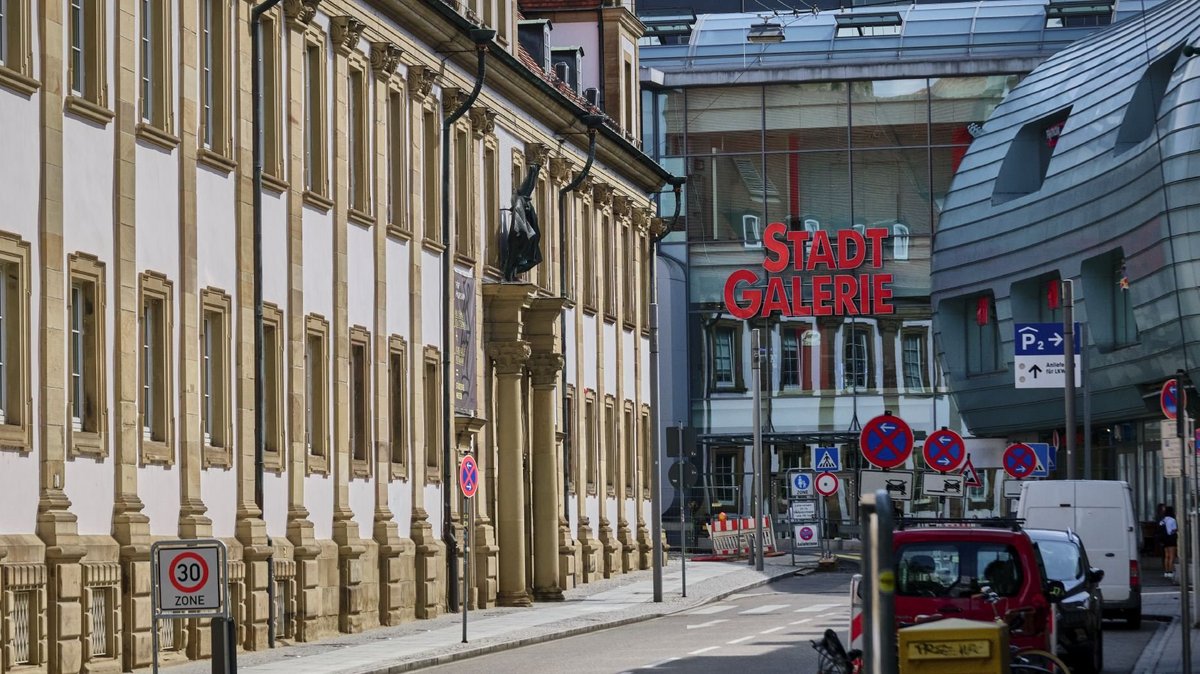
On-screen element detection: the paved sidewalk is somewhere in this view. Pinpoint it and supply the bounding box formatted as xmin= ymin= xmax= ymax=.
xmin=144 ymin=553 xmax=831 ymax=674
xmin=1131 ymin=554 xmax=1200 ymax=673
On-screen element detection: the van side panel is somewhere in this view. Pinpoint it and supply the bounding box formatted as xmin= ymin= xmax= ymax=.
xmin=1074 ymin=506 xmax=1131 ymax=602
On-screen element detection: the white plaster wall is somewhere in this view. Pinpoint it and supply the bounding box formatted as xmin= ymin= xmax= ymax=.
xmin=421 ymin=251 xmax=443 ymax=348
xmin=568 ymin=494 xmax=579 ymax=537
xmin=261 ymin=190 xmax=288 ymax=306
xmin=563 ymin=307 xmax=577 ymax=386
xmin=547 ymin=23 xmax=600 ymax=95
xmin=388 ymin=482 xmax=412 ymax=537
xmin=586 ymin=494 xmax=600 ymax=539
xmin=346 ymin=224 xmax=374 ymax=329
xmin=622 ymin=330 xmax=635 ymax=394
xmin=604 ymin=322 xmax=618 ymax=392
xmin=264 ymin=472 xmax=287 ymax=538
xmin=349 ymin=480 xmax=372 ymax=539
xmin=606 ymin=499 xmax=618 ymax=530
xmin=582 ymin=314 xmax=597 ymax=390
xmin=307 ymin=474 xmax=334 ymax=540
xmin=386 ymin=240 xmax=411 ymax=339
xmin=202 ymin=469 xmax=237 ymax=538
xmin=302 ymin=209 xmax=334 ymax=315
xmin=424 ymin=485 xmax=443 ymax=532
xmin=640 ymin=336 xmax=650 ymax=402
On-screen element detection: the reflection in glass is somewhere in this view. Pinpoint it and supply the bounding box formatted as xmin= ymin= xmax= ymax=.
xmin=850 ymin=79 xmax=930 ymax=148
xmin=686 ymin=86 xmax=763 ymax=155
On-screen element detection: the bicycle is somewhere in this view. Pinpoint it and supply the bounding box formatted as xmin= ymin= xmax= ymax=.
xmin=811 ymin=628 xmax=861 ymax=674
xmin=976 ymin=586 xmax=1073 ymax=674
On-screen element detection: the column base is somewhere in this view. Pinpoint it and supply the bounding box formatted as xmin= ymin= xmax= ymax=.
xmin=636 ymin=521 xmax=653 ymax=570
xmin=375 ymin=516 xmax=416 ymax=627
xmin=598 ymin=519 xmax=620 ymax=579
xmin=576 ymin=519 xmax=598 ymax=584
xmin=473 ymin=518 xmax=499 ymax=609
xmin=497 ymin=589 xmax=534 ymax=607
xmin=558 ymin=521 xmax=578 ymax=591
xmin=532 ymin=586 xmax=565 ymax=601
xmin=618 ymin=519 xmax=637 ymax=574
xmin=410 ymin=511 xmax=445 ymax=619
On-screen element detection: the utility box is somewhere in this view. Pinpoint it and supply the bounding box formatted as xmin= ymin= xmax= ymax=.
xmin=898 ymin=618 xmax=1008 ymax=674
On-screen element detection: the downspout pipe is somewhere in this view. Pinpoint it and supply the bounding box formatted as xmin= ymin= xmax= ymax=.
xmin=650 ymin=176 xmax=685 ymax=603
xmin=443 ymin=28 xmax=496 ymax=613
xmin=251 ymin=0 xmax=283 ymax=648
xmin=558 ymin=114 xmax=605 ymax=521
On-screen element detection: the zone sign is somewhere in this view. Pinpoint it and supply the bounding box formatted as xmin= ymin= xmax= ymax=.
xmin=156 ymin=545 xmax=222 ymax=615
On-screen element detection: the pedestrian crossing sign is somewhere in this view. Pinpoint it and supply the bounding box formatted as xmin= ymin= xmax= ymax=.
xmin=814 ymin=447 xmax=840 ymax=473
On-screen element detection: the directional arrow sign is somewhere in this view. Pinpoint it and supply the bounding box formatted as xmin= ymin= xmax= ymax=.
xmin=923 ymin=429 xmax=966 ymax=473
xmin=1015 ymin=323 xmax=1081 ymax=389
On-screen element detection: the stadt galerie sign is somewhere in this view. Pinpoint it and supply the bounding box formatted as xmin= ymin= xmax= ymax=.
xmin=723 ymin=222 xmax=895 ymax=319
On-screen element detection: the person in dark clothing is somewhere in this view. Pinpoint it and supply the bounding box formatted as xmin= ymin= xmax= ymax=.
xmin=1162 ymin=506 xmax=1179 ymax=578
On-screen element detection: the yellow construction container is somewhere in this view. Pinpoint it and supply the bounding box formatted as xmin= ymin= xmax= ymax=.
xmin=897 ymin=618 xmax=1008 ymax=674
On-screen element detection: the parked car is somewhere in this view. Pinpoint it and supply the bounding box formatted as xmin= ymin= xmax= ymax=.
xmin=1027 ymin=528 xmax=1106 ymax=674
xmin=1018 ymin=479 xmax=1142 ymax=627
xmin=893 ymin=522 xmax=1064 ymax=652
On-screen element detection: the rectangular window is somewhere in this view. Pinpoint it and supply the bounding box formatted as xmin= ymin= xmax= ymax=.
xmin=262 ymin=304 xmax=283 ymax=468
xmin=424 ymin=348 xmax=442 ymax=481
xmin=199 ymin=0 xmax=228 ymax=153
xmin=389 ymin=336 xmax=408 ymax=477
xmin=604 ymin=397 xmax=617 ymax=493
xmin=622 ymin=225 xmax=636 ymax=325
xmin=454 ymin=127 xmax=474 ymax=258
xmin=640 ymin=406 xmax=651 ymax=492
xmin=902 ymin=331 xmax=929 ymax=391
xmin=713 ymin=449 xmax=739 ymax=504
xmin=565 ymin=385 xmax=575 ymax=494
xmin=603 ymin=214 xmax=615 ymax=319
xmin=781 ymin=329 xmax=800 ymax=390
xmin=262 ymin=14 xmax=282 ymax=179
xmin=843 ymin=326 xmax=872 ymax=390
xmin=304 ymin=315 xmax=329 ymax=473
xmin=640 ymin=232 xmax=650 ymax=328
xmin=483 ymin=143 xmax=500 ymax=268
xmin=139 ymin=0 xmax=171 ymax=131
xmin=966 ymin=295 xmax=1001 ymax=374
xmin=0 ymin=0 xmax=33 ymax=88
xmin=303 ymin=40 xmax=326 ymax=194
xmin=0 ymin=234 xmax=30 ymax=451
xmin=67 ymin=0 xmax=106 ymax=109
xmin=348 ymin=65 xmax=369 ymax=213
xmin=200 ymin=290 xmax=232 ymax=461
xmin=69 ymin=255 xmax=106 ymax=457
xmin=140 ymin=272 xmax=174 ymax=464
xmin=387 ymin=88 xmax=406 ymax=233
xmin=583 ymin=204 xmax=596 ymax=310
xmin=711 ymin=324 xmax=742 ymax=390
xmin=624 ymin=405 xmax=636 ymax=497
xmin=1112 ymin=260 xmax=1137 ymax=347
xmin=423 ymin=108 xmax=440 ymax=242
xmin=350 ymin=327 xmax=370 ymax=474
xmin=585 ymin=393 xmax=597 ymax=492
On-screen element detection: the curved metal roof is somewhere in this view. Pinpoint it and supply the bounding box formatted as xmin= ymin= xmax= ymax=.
xmin=640 ymin=0 xmax=1171 ymax=74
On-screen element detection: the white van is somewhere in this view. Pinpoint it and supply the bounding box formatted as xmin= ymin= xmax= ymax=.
xmin=1017 ymin=480 xmax=1142 ymax=627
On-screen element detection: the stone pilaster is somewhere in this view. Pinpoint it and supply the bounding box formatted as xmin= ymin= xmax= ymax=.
xmin=490 ymin=340 xmax=532 ymax=606
xmin=529 ymin=353 xmax=564 ymax=601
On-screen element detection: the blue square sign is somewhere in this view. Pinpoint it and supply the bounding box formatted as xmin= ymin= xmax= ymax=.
xmin=1028 ymin=443 xmax=1051 ymax=478
xmin=813 ymin=447 xmax=840 ymax=473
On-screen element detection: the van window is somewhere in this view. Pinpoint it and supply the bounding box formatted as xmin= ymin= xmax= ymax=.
xmin=897 ymin=543 xmax=1025 ymax=598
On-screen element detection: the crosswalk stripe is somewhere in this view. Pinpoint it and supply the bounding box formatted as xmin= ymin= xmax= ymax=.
xmin=727 ymin=635 xmax=755 ymax=645
xmin=740 ymin=604 xmax=789 ymax=615
xmin=686 ymin=619 xmax=729 ymax=630
xmin=795 ymin=603 xmax=842 ymax=613
xmin=686 ymin=604 xmax=735 ymax=616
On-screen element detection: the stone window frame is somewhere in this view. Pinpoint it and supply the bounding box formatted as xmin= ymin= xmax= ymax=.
xmin=709 ymin=319 xmax=745 ymax=393
xmin=68 ymin=253 xmax=108 ymax=459
xmin=604 ymin=394 xmax=617 ymax=497
xmin=198 ymin=0 xmax=233 ymax=166
xmin=584 ymin=389 xmax=597 ymax=494
xmin=260 ymin=10 xmax=285 ymax=189
xmin=581 ymin=197 xmax=597 ymax=313
xmin=385 ymin=78 xmax=410 ymax=239
xmin=561 ymin=189 xmax=577 ymax=301
xmin=900 ymin=326 xmax=931 ymax=393
xmin=841 ymin=321 xmax=877 ymax=393
xmin=640 ymin=404 xmax=651 ymax=493
xmin=621 ymin=221 xmax=636 ymax=329
xmin=261 ymin=302 xmax=284 ymax=472
xmin=481 ymin=136 xmax=500 ymax=273
xmin=423 ymin=345 xmax=443 ymax=483
xmin=81 ymin=562 xmax=121 ymax=664
xmin=65 ymin=0 xmax=113 ymax=125
xmin=452 ymin=121 xmax=476 ymax=263
xmin=301 ymin=23 xmax=330 ymax=204
xmin=136 ymin=0 xmax=178 ymax=149
xmin=138 ymin=271 xmax=175 ymax=467
xmin=304 ymin=314 xmax=330 ymax=475
xmin=3 ymin=563 xmax=47 ymax=667
xmin=420 ymin=104 xmax=441 ymax=247
xmin=639 ymin=230 xmax=650 ymax=331
xmin=564 ymin=384 xmax=575 ymax=495
xmin=347 ymin=53 xmax=373 ymax=223
xmin=0 ymin=0 xmax=37 ymax=95
xmin=349 ymin=325 xmax=372 ymax=478
xmin=602 ymin=211 xmax=617 ymax=323
xmin=623 ymin=400 xmax=636 ymax=498
xmin=0 ymin=231 xmax=31 ymax=453
xmin=200 ymin=288 xmax=233 ymax=468
xmin=388 ymin=335 xmax=409 ymax=480
xmin=534 ymin=170 xmax=552 ymax=291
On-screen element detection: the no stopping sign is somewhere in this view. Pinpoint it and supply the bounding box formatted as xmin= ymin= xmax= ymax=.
xmin=154 ymin=542 xmax=225 ymax=618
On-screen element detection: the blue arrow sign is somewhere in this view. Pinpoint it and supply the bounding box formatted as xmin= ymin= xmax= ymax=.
xmin=1015 ymin=323 xmax=1082 ymax=356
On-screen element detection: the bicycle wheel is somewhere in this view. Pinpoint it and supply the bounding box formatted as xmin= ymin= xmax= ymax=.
xmin=1014 ymin=648 xmax=1072 ymax=674
xmin=1011 ymin=665 xmax=1058 ymax=674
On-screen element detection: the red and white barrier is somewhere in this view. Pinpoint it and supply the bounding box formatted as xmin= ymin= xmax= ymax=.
xmin=849 ymin=573 xmax=863 ymax=651
xmin=706 ymin=516 xmax=776 ymax=556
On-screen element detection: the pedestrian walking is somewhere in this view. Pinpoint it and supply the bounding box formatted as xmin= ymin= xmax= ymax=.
xmin=1162 ymin=506 xmax=1179 ymax=578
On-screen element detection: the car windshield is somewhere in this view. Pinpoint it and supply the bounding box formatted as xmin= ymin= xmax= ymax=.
xmin=897 ymin=542 xmax=1025 ymax=598
xmin=1034 ymin=539 xmax=1083 ymax=582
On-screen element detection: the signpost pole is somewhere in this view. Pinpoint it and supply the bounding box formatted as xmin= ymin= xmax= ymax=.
xmin=151 ymin=551 xmax=160 ymax=674
xmin=463 ymin=492 xmax=470 ymax=644
xmin=751 ymin=329 xmax=764 ymax=572
xmin=1063 ymin=280 xmax=1076 ymax=480
xmin=1178 ymin=380 xmax=1192 ymax=672
xmin=679 ymin=480 xmax=687 ymax=598
xmin=1082 ymin=323 xmax=1092 ymax=479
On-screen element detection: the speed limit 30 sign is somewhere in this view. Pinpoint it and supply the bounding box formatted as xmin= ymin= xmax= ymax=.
xmin=152 ymin=540 xmax=227 ymax=619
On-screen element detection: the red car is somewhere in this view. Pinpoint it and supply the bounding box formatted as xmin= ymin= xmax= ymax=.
xmin=893 ymin=524 xmax=1059 ymax=652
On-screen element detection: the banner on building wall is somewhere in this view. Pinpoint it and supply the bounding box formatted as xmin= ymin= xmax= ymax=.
xmin=454 ymin=273 xmax=476 ymax=414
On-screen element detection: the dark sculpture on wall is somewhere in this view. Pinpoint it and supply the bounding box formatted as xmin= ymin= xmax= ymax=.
xmin=501 ymin=163 xmax=542 ymax=281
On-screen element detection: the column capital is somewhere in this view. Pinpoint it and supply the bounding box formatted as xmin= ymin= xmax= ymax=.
xmin=370 ymin=42 xmax=404 ymax=80
xmin=529 ymin=353 xmax=565 ymax=387
xmin=878 ymin=317 xmax=903 ymax=334
xmin=330 ymin=16 xmax=365 ymax=56
xmin=408 ymin=64 xmax=437 ymax=102
xmin=489 ymin=341 xmax=531 ymax=375
xmin=283 ymin=0 xmax=320 ymax=30
xmin=525 ymin=142 xmax=552 ymax=167
xmin=592 ymin=181 xmax=614 ymax=208
xmin=442 ymin=86 xmax=467 ymax=119
xmin=469 ymin=106 xmax=497 ymax=137
xmin=612 ymin=194 xmax=632 ymax=220
xmin=549 ymin=156 xmax=574 ymax=184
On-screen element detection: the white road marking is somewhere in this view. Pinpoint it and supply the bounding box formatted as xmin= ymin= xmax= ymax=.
xmin=790 ymin=618 xmax=813 ymax=626
xmin=795 ymin=603 xmax=842 ymax=613
xmin=686 ymin=604 xmax=736 ymax=615
xmin=686 ymin=619 xmax=729 ymax=630
xmin=727 ymin=635 xmax=756 ymax=645
xmin=760 ymin=626 xmax=786 ymax=634
xmin=640 ymin=657 xmax=681 ymax=669
xmin=740 ymin=604 xmax=789 ymax=615
xmin=689 ymin=646 xmax=720 ymax=656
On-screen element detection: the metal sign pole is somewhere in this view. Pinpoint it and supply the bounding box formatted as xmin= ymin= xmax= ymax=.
xmin=462 ymin=492 xmax=470 ymax=644
xmin=151 ymin=550 xmax=160 ymax=674
xmin=1063 ymin=280 xmax=1076 ymax=479
xmin=679 ymin=482 xmax=687 ymax=597
xmin=751 ymin=328 xmax=764 ymax=571
xmin=1178 ymin=389 xmax=1193 ymax=673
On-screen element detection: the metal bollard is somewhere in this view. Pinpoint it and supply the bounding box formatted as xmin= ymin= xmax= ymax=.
xmin=211 ymin=616 xmax=238 ymax=674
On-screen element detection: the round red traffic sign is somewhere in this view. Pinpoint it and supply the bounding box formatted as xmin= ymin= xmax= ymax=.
xmin=459 ymin=455 xmax=479 ymax=498
xmin=860 ymin=413 xmax=914 ymax=469
xmin=168 ymin=552 xmax=210 ymax=594
xmin=1003 ymin=443 xmax=1037 ymax=480
xmin=1162 ymin=379 xmax=1186 ymax=420
xmin=815 ymin=472 xmax=840 ymax=496
xmin=798 ymin=525 xmax=815 ymax=541
xmin=923 ymin=428 xmax=966 ymax=473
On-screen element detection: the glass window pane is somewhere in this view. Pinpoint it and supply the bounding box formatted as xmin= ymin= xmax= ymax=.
xmin=687 ymin=153 xmax=767 ymax=242
xmin=685 ymin=86 xmax=762 ymax=155
xmin=850 ymin=79 xmax=930 ymax=148
xmin=929 ymin=75 xmax=1021 ymax=146
xmin=761 ymin=151 xmax=850 ymax=230
xmin=765 ymin=83 xmax=849 ymax=152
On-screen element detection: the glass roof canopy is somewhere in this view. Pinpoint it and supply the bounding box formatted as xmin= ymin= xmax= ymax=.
xmin=639 ymin=0 xmax=1170 ymax=74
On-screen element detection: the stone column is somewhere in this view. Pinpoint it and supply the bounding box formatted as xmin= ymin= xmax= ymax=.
xmin=330 ymin=15 xmax=368 ymax=635
xmin=529 ymin=353 xmax=564 ymax=600
xmin=490 ymin=341 xmax=532 ymax=606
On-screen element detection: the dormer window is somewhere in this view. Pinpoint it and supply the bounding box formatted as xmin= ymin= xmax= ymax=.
xmin=835 ymin=12 xmax=902 ymax=38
